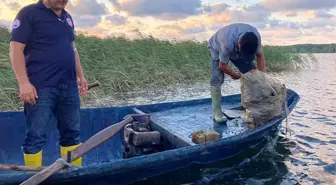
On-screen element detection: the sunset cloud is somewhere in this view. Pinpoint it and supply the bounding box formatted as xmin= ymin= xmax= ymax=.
xmin=110 ymin=0 xmax=205 ymax=20
xmin=4 ymin=2 xmax=21 ymax=11
xmin=314 ymin=9 xmax=335 ymax=18
xmin=260 ymin=0 xmax=336 ymax=11
xmin=105 ymin=14 xmax=127 ymax=25
xmin=67 ymin=0 xmax=108 ymax=16
xmin=0 ymin=0 xmax=335 ymax=45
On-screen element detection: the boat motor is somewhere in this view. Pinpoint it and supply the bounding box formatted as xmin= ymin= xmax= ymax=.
xmin=123 ymin=120 xmax=162 ymax=158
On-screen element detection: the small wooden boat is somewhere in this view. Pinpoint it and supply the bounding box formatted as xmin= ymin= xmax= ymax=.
xmin=0 ymin=89 xmax=300 ymax=185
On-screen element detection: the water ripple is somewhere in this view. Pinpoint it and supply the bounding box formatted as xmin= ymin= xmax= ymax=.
xmin=295 ymin=135 xmax=325 ymax=144
xmin=314 ymin=132 xmax=328 ymax=136
xmin=295 ymin=140 xmax=314 ymax=149
xmin=328 ymin=140 xmax=336 ymax=144
xmin=291 ymin=123 xmax=310 ymax=128
xmin=323 ymin=163 xmax=336 ymax=175
xmin=322 ymin=121 xmax=336 ymax=126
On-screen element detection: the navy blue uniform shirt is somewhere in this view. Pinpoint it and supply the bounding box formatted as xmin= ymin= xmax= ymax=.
xmin=10 ymin=0 xmax=77 ymax=88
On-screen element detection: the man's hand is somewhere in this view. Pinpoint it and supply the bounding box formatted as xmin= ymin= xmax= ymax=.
xmin=231 ymin=72 xmax=241 ymax=80
xmin=219 ymin=62 xmax=241 ymax=80
xmin=19 ymin=81 xmax=38 ymax=104
xmin=78 ymin=77 xmax=88 ymax=96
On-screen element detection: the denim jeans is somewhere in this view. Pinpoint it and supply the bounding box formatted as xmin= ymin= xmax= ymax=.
xmin=210 ymin=58 xmax=225 ymax=87
xmin=22 ymin=83 xmax=81 ymax=154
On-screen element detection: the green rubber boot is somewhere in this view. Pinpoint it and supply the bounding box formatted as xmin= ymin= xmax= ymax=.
xmin=211 ymin=86 xmax=227 ymax=124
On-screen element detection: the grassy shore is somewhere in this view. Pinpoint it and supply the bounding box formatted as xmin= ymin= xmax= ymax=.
xmin=0 ymin=26 xmax=312 ymax=110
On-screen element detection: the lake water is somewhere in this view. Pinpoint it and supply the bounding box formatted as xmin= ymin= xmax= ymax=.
xmin=92 ymin=53 xmax=336 ymax=185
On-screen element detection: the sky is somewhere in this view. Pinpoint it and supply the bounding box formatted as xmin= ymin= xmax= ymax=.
xmin=0 ymin=0 xmax=335 ymax=45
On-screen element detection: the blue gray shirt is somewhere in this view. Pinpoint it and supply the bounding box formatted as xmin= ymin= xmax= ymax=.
xmin=208 ymin=23 xmax=262 ymax=64
xmin=10 ymin=0 xmax=77 ymax=88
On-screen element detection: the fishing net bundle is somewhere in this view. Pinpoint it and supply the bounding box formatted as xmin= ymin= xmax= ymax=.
xmin=240 ymin=70 xmax=287 ymax=128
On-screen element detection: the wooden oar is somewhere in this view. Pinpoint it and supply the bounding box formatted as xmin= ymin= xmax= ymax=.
xmin=0 ymin=165 xmax=45 ymax=172
xmin=19 ymin=113 xmax=151 ymax=185
xmin=87 ymin=81 xmax=100 ymax=90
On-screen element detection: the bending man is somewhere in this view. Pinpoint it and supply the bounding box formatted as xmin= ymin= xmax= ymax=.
xmin=208 ymin=23 xmax=266 ymax=124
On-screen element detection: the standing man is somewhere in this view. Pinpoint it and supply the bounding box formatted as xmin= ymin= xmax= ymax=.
xmin=208 ymin=23 xmax=266 ymax=124
xmin=9 ymin=0 xmax=88 ymax=167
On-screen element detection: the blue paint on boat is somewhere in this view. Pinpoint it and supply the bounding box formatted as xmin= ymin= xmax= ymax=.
xmin=0 ymin=89 xmax=300 ymax=185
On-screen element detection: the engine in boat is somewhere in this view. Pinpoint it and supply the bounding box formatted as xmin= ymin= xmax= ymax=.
xmin=123 ymin=120 xmax=162 ymax=158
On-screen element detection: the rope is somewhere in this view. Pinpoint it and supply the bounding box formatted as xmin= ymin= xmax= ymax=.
xmin=281 ymin=84 xmax=290 ymax=138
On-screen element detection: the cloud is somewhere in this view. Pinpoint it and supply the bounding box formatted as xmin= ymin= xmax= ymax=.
xmin=109 ymin=0 xmax=121 ymax=9
xmin=263 ymin=20 xmax=303 ymax=29
xmin=314 ymin=9 xmax=334 ymax=18
xmin=206 ymin=2 xmax=230 ymax=14
xmin=149 ymin=23 xmax=210 ymax=41
xmin=109 ymin=0 xmax=205 ymax=20
xmin=279 ymin=21 xmax=301 ymax=29
xmin=285 ymin=11 xmax=297 ymax=17
xmin=146 ymin=3 xmax=271 ymax=38
xmin=301 ymin=19 xmax=335 ymax=29
xmin=184 ymin=24 xmax=207 ymax=34
xmin=184 ymin=3 xmax=271 ymax=31
xmin=156 ymin=21 xmax=207 ymax=35
xmin=105 ymin=14 xmax=127 ymax=25
xmin=261 ymin=28 xmax=302 ymax=40
xmin=231 ymin=4 xmax=271 ymax=22
xmin=1 ymin=0 xmax=335 ymax=45
xmin=73 ymin=15 xmax=102 ymax=28
xmin=260 ymin=27 xmax=336 ymax=45
xmin=260 ymin=0 xmax=336 ymax=11
xmin=5 ymin=2 xmax=21 ymax=11
xmin=67 ymin=0 xmax=108 ymax=16
xmin=66 ymin=0 xmax=108 ymax=28
xmin=265 ymin=15 xmax=335 ymax=30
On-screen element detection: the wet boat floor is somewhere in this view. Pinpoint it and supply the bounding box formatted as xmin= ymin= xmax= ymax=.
xmin=149 ymin=103 xmax=250 ymax=146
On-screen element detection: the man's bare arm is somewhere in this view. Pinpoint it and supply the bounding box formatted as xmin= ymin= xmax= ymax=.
xmin=9 ymin=41 xmax=29 ymax=84
xmin=256 ymin=51 xmax=266 ymax=72
xmin=219 ymin=62 xmax=241 ymax=79
xmin=73 ymin=42 xmax=85 ymax=80
xmin=9 ymin=41 xmax=37 ymax=104
xmin=73 ymin=42 xmax=88 ymax=95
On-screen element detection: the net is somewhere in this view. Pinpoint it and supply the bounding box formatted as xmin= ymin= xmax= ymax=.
xmin=240 ymin=70 xmax=287 ymax=127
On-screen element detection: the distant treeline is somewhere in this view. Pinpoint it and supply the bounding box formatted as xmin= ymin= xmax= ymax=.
xmin=269 ymin=44 xmax=336 ymax=53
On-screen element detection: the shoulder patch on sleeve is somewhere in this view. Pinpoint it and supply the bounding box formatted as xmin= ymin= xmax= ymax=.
xmin=66 ymin=17 xmax=73 ymax=27
xmin=12 ymin=19 xmax=21 ymax=29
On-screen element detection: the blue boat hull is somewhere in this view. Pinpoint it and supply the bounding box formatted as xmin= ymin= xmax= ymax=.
xmin=0 ymin=89 xmax=300 ymax=185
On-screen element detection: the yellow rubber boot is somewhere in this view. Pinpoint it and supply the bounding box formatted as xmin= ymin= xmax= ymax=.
xmin=24 ymin=150 xmax=42 ymax=167
xmin=61 ymin=144 xmax=82 ymax=166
